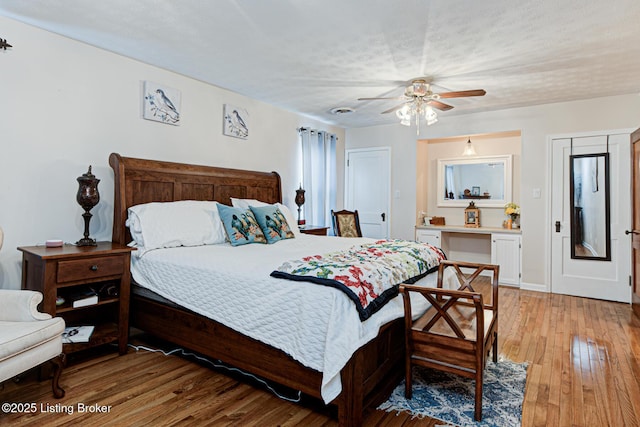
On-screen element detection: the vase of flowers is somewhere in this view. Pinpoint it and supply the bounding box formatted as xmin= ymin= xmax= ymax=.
xmin=504 ymin=202 xmax=520 ymax=229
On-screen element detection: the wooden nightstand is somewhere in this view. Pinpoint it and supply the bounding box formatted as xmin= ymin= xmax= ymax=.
xmin=299 ymin=225 xmax=329 ymax=236
xmin=18 ymin=242 xmax=135 ymax=355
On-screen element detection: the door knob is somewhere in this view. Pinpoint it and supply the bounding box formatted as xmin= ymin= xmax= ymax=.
xmin=625 ymin=230 xmax=640 ymax=235
xmin=381 ymin=212 xmax=386 ymax=222
xmin=555 ymin=221 xmax=561 ymax=232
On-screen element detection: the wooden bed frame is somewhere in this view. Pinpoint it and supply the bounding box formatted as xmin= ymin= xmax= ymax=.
xmin=109 ymin=153 xmax=404 ymax=426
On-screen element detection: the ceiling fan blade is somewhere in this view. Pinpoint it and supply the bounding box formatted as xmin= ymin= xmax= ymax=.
xmin=358 ymin=96 xmax=405 ymax=101
xmin=427 ymin=100 xmax=454 ymax=111
xmin=438 ymin=89 xmax=486 ymax=98
xmin=381 ymin=103 xmax=409 ymax=114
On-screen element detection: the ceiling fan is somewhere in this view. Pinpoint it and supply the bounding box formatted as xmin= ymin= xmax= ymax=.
xmin=358 ymin=78 xmax=486 ymax=133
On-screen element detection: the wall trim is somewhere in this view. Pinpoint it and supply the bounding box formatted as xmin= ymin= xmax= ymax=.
xmin=520 ymin=282 xmax=548 ymax=293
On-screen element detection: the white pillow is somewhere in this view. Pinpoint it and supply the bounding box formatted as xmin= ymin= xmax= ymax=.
xmin=230 ymin=198 xmax=266 ymax=210
xmin=126 ymin=200 xmax=226 ymax=254
xmin=231 ymin=198 xmax=301 ymax=237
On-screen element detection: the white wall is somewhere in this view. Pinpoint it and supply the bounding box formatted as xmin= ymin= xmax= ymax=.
xmin=346 ymin=94 xmax=640 ymax=289
xmin=0 ymin=16 xmax=344 ymax=289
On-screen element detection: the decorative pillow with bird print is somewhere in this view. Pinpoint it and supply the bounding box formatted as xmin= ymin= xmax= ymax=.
xmin=249 ymin=205 xmax=295 ymax=244
xmin=216 ymin=204 xmax=267 ymax=246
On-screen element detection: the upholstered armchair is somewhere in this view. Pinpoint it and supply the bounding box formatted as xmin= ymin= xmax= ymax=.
xmin=0 ymin=291 xmax=66 ymax=397
xmin=0 ymin=227 xmax=66 ymax=397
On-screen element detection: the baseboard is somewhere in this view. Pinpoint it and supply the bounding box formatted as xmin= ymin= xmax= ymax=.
xmin=499 ymin=282 xmax=520 ymax=288
xmin=519 ymin=282 xmax=548 ymax=293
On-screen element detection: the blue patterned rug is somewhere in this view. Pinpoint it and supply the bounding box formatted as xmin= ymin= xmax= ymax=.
xmin=378 ymin=359 xmax=527 ymax=427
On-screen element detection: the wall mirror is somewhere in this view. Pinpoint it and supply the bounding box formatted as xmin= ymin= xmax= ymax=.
xmin=570 ymin=153 xmax=611 ymax=261
xmin=436 ymin=155 xmax=512 ymax=207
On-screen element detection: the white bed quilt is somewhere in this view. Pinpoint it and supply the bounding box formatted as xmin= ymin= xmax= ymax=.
xmin=130 ymin=235 xmax=457 ymax=403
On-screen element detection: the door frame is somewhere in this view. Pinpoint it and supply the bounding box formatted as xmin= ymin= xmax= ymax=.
xmin=344 ymin=147 xmax=391 ymax=239
xmin=546 ymin=128 xmax=635 ymax=296
xmin=631 ymin=128 xmax=640 ymax=316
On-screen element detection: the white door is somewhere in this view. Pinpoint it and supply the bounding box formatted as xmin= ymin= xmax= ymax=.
xmin=551 ymin=133 xmax=631 ymax=302
xmin=345 ymin=148 xmax=390 ymax=239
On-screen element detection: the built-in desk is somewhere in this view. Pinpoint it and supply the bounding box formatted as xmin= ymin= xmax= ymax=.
xmin=415 ymin=225 xmax=522 ymax=286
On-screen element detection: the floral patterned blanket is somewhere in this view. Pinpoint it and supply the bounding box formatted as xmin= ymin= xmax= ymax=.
xmin=270 ymin=240 xmax=446 ymax=321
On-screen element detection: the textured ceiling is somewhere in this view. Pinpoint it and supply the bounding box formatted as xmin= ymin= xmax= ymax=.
xmin=1 ymin=0 xmax=640 ymax=128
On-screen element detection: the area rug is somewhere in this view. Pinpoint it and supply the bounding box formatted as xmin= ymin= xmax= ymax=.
xmin=378 ymin=358 xmax=527 ymax=427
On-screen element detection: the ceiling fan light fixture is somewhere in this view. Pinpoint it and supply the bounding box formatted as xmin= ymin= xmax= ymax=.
xmin=462 ymin=138 xmax=477 ymax=156
xmin=424 ymin=105 xmax=438 ymax=126
xmin=412 ymin=79 xmax=429 ymax=97
xmin=396 ymin=104 xmax=411 ymax=126
xmin=358 ymin=78 xmax=485 ymax=134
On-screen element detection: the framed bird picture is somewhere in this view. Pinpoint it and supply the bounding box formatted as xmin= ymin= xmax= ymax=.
xmin=223 ymin=104 xmax=249 ymax=139
xmin=143 ymin=81 xmax=181 ymax=125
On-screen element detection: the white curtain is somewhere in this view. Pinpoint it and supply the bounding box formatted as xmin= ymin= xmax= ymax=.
xmin=445 ymin=165 xmax=456 ymax=199
xmin=300 ymin=128 xmax=337 ymax=227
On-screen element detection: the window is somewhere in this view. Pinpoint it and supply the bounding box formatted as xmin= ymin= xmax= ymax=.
xmin=299 ymin=128 xmax=337 ymax=227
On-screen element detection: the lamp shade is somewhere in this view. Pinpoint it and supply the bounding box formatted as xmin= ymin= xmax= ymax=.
xmin=463 ymin=138 xmax=477 ymax=156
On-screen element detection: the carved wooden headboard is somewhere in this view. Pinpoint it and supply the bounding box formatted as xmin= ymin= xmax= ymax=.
xmin=109 ymin=153 xmax=282 ymax=245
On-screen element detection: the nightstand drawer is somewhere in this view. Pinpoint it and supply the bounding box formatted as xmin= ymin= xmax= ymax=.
xmin=57 ymin=256 xmax=125 ymax=283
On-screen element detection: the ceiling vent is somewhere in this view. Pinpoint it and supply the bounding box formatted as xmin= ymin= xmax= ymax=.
xmin=329 ymin=107 xmax=355 ymax=115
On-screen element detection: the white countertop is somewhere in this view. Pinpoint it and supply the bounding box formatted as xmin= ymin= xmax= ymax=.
xmin=415 ymin=224 xmax=522 ymax=235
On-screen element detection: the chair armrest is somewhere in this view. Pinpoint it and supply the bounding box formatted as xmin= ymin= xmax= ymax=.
xmin=0 ymin=290 xmax=52 ymax=322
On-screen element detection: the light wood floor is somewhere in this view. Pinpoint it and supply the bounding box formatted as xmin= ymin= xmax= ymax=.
xmin=2 ymin=287 xmax=640 ymax=426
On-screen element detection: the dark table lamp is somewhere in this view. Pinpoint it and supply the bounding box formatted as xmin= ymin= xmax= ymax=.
xmin=76 ymin=166 xmax=100 ymax=246
xmin=295 ymin=185 xmax=306 ymax=225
